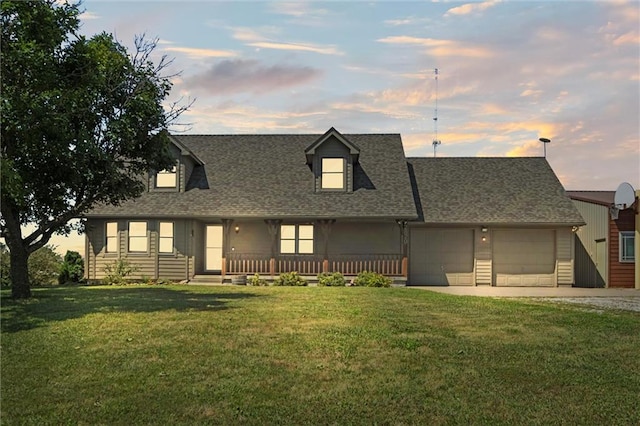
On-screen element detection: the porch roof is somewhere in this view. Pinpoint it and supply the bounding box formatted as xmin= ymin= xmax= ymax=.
xmin=86 ymin=133 xmax=418 ymax=220
xmin=408 ymin=157 xmax=585 ymax=225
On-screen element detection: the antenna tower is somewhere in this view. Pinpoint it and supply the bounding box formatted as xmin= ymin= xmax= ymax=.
xmin=432 ymin=68 xmax=441 ymax=157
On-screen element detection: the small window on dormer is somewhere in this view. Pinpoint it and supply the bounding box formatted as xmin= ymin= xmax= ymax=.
xmin=321 ymin=158 xmax=344 ymax=190
xmin=156 ymin=166 xmax=177 ymax=188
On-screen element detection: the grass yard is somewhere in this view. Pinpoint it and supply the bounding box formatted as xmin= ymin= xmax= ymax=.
xmin=2 ymin=285 xmax=639 ymax=425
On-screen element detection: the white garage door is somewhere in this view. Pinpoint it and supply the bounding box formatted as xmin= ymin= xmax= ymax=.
xmin=493 ymin=229 xmax=555 ymax=286
xmin=410 ymin=228 xmax=474 ymax=286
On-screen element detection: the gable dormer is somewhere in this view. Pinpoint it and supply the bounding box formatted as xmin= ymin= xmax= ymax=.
xmin=150 ymin=135 xmax=205 ymax=192
xmin=305 ymin=127 xmax=360 ymax=193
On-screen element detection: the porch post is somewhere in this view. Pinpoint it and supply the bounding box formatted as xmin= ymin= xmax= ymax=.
xmin=221 ymin=219 xmax=234 ymax=276
xmin=317 ymin=219 xmax=335 ymax=272
xmin=397 ymin=220 xmax=408 ymax=277
xmin=265 ymin=219 xmax=282 ymax=276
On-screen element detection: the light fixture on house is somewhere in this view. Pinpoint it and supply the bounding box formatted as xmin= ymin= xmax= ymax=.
xmin=571 ymin=225 xmax=580 ymax=233
xmin=235 ymin=225 xmax=240 ymax=233
xmin=481 ymin=226 xmax=488 ymax=233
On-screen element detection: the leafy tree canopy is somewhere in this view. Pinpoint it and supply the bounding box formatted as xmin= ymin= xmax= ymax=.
xmin=1 ymin=0 xmax=190 ymax=298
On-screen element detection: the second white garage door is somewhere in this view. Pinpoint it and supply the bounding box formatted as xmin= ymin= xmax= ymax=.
xmin=493 ymin=229 xmax=555 ymax=286
xmin=409 ymin=228 xmax=474 ymax=286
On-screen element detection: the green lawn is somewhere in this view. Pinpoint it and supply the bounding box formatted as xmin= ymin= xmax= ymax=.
xmin=2 ymin=285 xmax=639 ymax=425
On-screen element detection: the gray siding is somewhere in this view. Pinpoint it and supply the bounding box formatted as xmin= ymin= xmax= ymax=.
xmin=227 ymin=221 xmax=273 ymax=256
xmin=572 ymin=200 xmax=608 ymax=287
xmin=313 ymin=137 xmax=352 ymax=193
xmin=556 ymin=228 xmax=574 ymax=285
xmin=328 ymin=222 xmax=400 ymax=255
xmin=85 ymin=218 xmax=194 ymax=281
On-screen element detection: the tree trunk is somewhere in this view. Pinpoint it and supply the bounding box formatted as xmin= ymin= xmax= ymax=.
xmin=10 ymin=244 xmax=31 ymax=299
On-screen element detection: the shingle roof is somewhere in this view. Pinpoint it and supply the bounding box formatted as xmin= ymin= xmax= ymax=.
xmin=408 ymin=157 xmax=585 ymax=225
xmin=86 ymin=133 xmax=418 ymax=219
xmin=566 ymin=191 xmax=614 ymax=206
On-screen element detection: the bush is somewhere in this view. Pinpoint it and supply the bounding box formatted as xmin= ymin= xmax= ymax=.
xmin=0 ymin=243 xmax=10 ymax=288
xmin=353 ymin=271 xmax=391 ymax=288
xmin=248 ymin=273 xmax=268 ymax=286
xmin=273 ymin=271 xmax=307 ymax=286
xmin=103 ymin=259 xmax=137 ymax=285
xmin=317 ymin=272 xmax=346 ymax=287
xmin=58 ymin=250 xmax=84 ymax=284
xmin=29 ymin=245 xmax=63 ymax=286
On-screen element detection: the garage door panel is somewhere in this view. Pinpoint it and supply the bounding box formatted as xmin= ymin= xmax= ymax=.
xmin=493 ymin=229 xmax=555 ymax=286
xmin=410 ymin=228 xmax=475 ymax=286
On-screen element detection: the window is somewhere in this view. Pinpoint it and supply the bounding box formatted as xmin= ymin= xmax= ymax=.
xmin=321 ymin=158 xmax=344 ymax=189
xmin=106 ymin=222 xmax=118 ymax=253
xmin=280 ymin=224 xmax=314 ymax=254
xmin=156 ymin=165 xmax=177 ymax=188
xmin=159 ymin=222 xmax=174 ymax=254
xmin=128 ymin=222 xmax=148 ymax=253
xmin=620 ymin=232 xmax=635 ymax=262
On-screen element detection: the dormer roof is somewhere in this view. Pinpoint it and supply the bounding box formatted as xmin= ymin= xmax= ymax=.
xmin=168 ymin=134 xmax=205 ymax=165
xmin=304 ymin=127 xmax=360 ymax=165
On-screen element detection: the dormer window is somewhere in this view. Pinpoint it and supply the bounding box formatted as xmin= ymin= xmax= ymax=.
xmin=321 ymin=158 xmax=345 ymax=189
xmin=156 ymin=166 xmax=177 ymax=188
xmin=306 ymin=128 xmax=359 ymax=193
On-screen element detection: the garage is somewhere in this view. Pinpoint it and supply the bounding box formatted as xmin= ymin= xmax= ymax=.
xmin=493 ymin=229 xmax=556 ymax=286
xmin=409 ymin=228 xmax=475 ymax=285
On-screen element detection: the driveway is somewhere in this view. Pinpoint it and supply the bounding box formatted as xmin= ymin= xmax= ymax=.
xmin=408 ymin=286 xmax=640 ymax=312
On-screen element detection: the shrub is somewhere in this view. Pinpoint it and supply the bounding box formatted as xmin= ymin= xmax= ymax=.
xmin=353 ymin=270 xmax=391 ymax=288
xmin=248 ymin=273 xmax=268 ymax=286
xmin=273 ymin=271 xmax=307 ymax=286
xmin=58 ymin=250 xmax=84 ymax=285
xmin=0 ymin=243 xmax=10 ymax=288
xmin=103 ymin=259 xmax=137 ymax=285
xmin=29 ymin=245 xmax=63 ymax=286
xmin=317 ymin=272 xmax=346 ymax=287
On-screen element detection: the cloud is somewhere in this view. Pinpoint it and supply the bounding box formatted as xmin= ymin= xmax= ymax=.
xmin=184 ymin=59 xmax=322 ymax=96
xmin=247 ymin=41 xmax=343 ymax=55
xmin=231 ymin=26 xmax=343 ymax=55
xmin=377 ymin=36 xmax=494 ymax=58
xmin=78 ymin=11 xmax=100 ymax=20
xmin=445 ymin=1 xmax=501 ymax=17
xmin=269 ymin=2 xmax=328 ymax=18
xmin=163 ymin=46 xmax=237 ymax=59
xmin=384 ymin=16 xmax=432 ymax=26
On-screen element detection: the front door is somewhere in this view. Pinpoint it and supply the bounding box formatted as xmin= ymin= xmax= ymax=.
xmin=205 ymin=225 xmax=223 ymax=272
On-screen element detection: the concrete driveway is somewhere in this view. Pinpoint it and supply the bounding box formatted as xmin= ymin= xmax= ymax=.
xmin=408 ymin=286 xmax=640 ymax=312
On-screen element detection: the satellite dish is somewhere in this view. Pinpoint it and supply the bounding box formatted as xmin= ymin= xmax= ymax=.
xmin=614 ymin=182 xmax=636 ymax=209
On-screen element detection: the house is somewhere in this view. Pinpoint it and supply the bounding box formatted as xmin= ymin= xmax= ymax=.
xmin=567 ymin=191 xmax=637 ymax=288
xmin=84 ymin=127 xmax=585 ymax=287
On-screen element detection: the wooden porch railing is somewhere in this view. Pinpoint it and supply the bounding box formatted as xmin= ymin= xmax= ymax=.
xmin=226 ymin=253 xmax=271 ymax=275
xmin=330 ymin=254 xmax=403 ymax=276
xmin=225 ymin=253 xmax=405 ymax=277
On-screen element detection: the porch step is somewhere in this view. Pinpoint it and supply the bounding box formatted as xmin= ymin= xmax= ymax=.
xmin=189 ymin=275 xmax=225 ymax=285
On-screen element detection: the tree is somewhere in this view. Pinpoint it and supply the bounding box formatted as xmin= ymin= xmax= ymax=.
xmin=1 ymin=1 xmax=190 ymax=298
xmin=58 ymin=250 xmax=84 ymax=284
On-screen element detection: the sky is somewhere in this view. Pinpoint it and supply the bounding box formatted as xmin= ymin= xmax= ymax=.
xmin=24 ymin=0 xmax=640 ymax=254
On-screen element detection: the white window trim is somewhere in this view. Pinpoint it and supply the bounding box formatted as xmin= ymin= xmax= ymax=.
xmin=105 ymin=221 xmax=118 ymax=254
xmin=156 ymin=165 xmax=177 ymax=188
xmin=619 ymin=231 xmax=635 ymax=263
xmin=280 ymin=224 xmax=314 ymax=255
xmin=158 ymin=221 xmax=175 ymax=255
xmin=321 ymin=158 xmax=345 ymax=190
xmin=128 ymin=221 xmax=149 ymax=254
